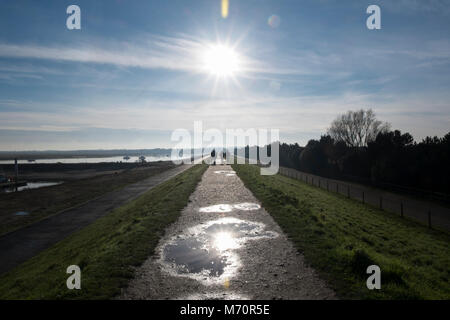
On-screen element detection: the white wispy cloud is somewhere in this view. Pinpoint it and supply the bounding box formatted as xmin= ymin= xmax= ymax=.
xmin=1 ymin=31 xmax=449 ymax=149
xmin=1 ymin=88 xmax=449 ymax=150
xmin=0 ymin=34 xmax=258 ymax=75
xmin=2 ymin=30 xmax=447 ymax=87
xmin=0 ymin=42 xmax=195 ymax=72
xmin=0 ymin=33 xmax=349 ymax=78
xmin=2 ymin=90 xmax=446 ymax=134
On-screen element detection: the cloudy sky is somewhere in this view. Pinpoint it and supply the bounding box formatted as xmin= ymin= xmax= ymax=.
xmin=0 ymin=0 xmax=449 ymax=150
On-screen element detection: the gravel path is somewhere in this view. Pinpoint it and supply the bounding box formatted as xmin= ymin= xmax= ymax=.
xmin=120 ymin=165 xmax=336 ymax=300
xmin=0 ymin=164 xmax=192 ymax=275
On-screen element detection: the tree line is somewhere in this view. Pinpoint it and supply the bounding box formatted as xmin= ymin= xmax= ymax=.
xmin=279 ymin=109 xmax=450 ymax=198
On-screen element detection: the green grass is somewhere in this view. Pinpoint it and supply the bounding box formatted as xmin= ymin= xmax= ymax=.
xmin=0 ymin=164 xmax=207 ymax=300
xmin=233 ymin=164 xmax=450 ymax=300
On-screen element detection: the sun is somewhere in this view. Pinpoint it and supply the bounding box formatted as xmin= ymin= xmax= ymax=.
xmin=203 ymin=44 xmax=240 ymax=77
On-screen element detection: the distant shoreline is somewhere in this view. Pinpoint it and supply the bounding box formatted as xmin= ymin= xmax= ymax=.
xmin=0 ymin=148 xmax=173 ymax=161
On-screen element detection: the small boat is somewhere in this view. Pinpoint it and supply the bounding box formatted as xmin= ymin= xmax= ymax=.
xmin=123 ymin=156 xmax=130 ymax=161
xmin=27 ymin=159 xmax=36 ymax=163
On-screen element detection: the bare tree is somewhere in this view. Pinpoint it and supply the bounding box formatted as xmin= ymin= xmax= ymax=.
xmin=327 ymin=109 xmax=390 ymax=147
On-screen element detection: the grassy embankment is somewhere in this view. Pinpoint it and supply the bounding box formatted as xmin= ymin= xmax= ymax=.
xmin=0 ymin=164 xmax=207 ymax=299
xmin=0 ymin=163 xmax=175 ymax=236
xmin=233 ymin=164 xmax=450 ymax=300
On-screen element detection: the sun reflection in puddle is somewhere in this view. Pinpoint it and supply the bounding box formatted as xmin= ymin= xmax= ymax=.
xmin=199 ymin=203 xmax=261 ymax=213
xmin=213 ymin=232 xmax=238 ymax=251
xmin=159 ymin=217 xmax=278 ymax=285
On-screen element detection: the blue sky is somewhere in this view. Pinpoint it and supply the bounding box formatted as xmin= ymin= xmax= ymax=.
xmin=0 ymin=0 xmax=450 ymax=150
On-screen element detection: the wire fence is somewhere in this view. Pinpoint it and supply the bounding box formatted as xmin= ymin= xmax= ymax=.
xmin=278 ymin=166 xmax=450 ymax=232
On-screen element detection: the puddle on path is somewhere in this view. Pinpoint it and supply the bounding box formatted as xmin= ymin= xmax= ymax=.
xmin=160 ymin=217 xmax=278 ymax=285
xmin=14 ymin=211 xmax=30 ymax=216
xmin=214 ymin=170 xmax=236 ymax=176
xmin=199 ymin=203 xmax=261 ymax=213
xmin=177 ymin=292 xmax=251 ymax=300
xmin=163 ymin=238 xmax=228 ymax=277
xmin=233 ymin=203 xmax=261 ymax=211
xmin=199 ymin=204 xmax=234 ymax=213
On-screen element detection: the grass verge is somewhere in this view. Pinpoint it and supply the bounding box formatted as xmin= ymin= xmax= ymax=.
xmin=233 ymin=164 xmax=450 ymax=300
xmin=0 ymin=164 xmax=207 ymax=299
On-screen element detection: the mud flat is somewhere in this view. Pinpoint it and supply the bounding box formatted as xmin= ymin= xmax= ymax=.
xmin=119 ymin=165 xmax=335 ymax=300
xmin=0 ymin=161 xmax=172 ymax=181
xmin=0 ymin=163 xmax=191 ymax=274
xmin=0 ymin=161 xmax=176 ymax=236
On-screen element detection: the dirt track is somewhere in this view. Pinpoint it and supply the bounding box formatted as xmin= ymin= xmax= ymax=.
xmin=120 ymin=165 xmax=335 ymax=300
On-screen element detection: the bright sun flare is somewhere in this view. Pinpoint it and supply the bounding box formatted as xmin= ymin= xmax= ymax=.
xmin=203 ymin=44 xmax=240 ymax=77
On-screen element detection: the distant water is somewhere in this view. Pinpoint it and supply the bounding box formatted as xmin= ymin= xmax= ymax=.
xmin=0 ymin=155 xmax=171 ymax=165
